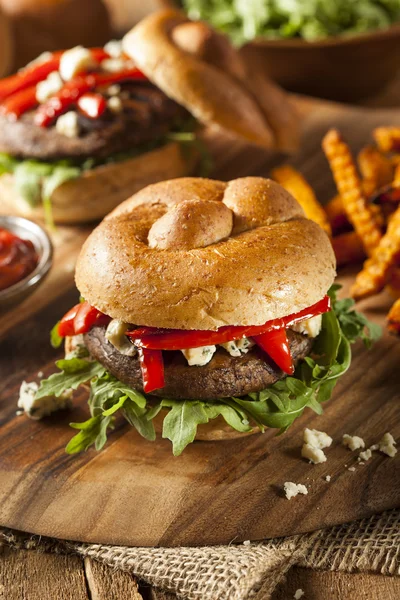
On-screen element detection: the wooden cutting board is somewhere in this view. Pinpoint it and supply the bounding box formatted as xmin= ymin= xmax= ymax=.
xmin=0 ymin=100 xmax=399 ymax=548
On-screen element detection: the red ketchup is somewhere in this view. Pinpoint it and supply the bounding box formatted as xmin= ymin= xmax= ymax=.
xmin=0 ymin=227 xmax=38 ymax=291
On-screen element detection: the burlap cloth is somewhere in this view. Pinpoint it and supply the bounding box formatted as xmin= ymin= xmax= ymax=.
xmin=1 ymin=509 xmax=399 ymax=599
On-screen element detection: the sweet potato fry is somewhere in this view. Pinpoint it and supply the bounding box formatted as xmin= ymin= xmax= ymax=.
xmin=272 ymin=165 xmax=331 ymax=236
xmin=351 ymin=205 xmax=400 ymax=300
xmin=358 ymin=145 xmax=394 ymax=197
xmin=324 ymin=195 xmax=350 ymax=234
xmin=373 ymin=127 xmax=400 ymax=153
xmin=322 ymin=129 xmax=382 ymax=255
xmin=331 ymin=231 xmax=366 ymax=266
xmin=387 ymin=298 xmax=400 ymax=335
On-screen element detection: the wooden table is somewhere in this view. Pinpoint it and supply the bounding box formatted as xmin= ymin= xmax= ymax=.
xmin=1 ymin=78 xmax=400 ymax=599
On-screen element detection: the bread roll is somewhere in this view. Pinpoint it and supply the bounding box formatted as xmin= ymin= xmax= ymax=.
xmin=76 ymin=176 xmax=336 ymax=329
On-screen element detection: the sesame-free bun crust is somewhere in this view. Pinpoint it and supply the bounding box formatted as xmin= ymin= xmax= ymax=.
xmin=76 ymin=177 xmax=336 ymax=329
xmin=0 ymin=142 xmax=196 ymax=224
xmin=123 ymin=9 xmax=298 ymax=151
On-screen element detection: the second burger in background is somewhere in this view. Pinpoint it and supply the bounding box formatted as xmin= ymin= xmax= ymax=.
xmin=0 ymin=9 xmax=298 ymax=225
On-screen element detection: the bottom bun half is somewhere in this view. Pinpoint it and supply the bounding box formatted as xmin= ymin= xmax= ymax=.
xmin=0 ymin=141 xmax=197 ymax=224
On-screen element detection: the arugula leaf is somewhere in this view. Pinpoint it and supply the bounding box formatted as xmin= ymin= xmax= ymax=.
xmin=66 ymin=415 xmax=114 ymax=454
xmin=161 ymin=400 xmax=209 ymax=455
xmin=329 ymin=283 xmax=382 ymax=347
xmin=122 ymin=399 xmax=156 ymax=441
xmin=35 ymin=358 xmax=105 ymax=399
xmin=50 ymin=321 xmax=63 ymax=349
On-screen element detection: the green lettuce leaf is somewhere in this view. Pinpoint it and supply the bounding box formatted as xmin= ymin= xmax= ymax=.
xmin=39 ymin=284 xmax=381 ymax=455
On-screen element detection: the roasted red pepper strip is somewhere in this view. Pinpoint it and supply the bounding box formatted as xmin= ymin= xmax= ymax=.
xmin=0 ymin=85 xmax=38 ymax=119
xmin=138 ymin=348 xmax=165 ymax=393
xmin=127 ymin=296 xmax=331 ymax=350
xmin=58 ymin=301 xmax=110 ymax=337
xmin=58 ymin=304 xmax=80 ymax=337
xmin=0 ymin=55 xmax=61 ymax=102
xmin=77 ymin=92 xmax=107 ymax=118
xmin=73 ymin=301 xmax=110 ymax=334
xmin=253 ymin=328 xmax=294 ymax=375
xmin=0 ymin=48 xmax=109 ymax=103
xmin=35 ymin=68 xmax=146 ymax=127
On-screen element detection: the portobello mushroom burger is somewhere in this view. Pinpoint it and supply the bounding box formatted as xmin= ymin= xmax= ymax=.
xmin=0 ymin=9 xmax=298 ymax=225
xmin=29 ymin=177 xmax=380 ymax=455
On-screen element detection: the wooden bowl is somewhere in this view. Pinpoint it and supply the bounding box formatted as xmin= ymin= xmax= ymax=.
xmin=240 ymin=24 xmax=400 ymax=102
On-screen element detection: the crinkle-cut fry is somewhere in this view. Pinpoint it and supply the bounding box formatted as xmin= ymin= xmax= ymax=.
xmin=322 ymin=129 xmax=382 ymax=255
xmin=358 ymin=145 xmax=394 ymax=198
xmin=351 ymin=204 xmax=400 ymax=300
xmin=331 ymin=231 xmax=366 ymax=266
xmin=374 ymin=127 xmax=400 ymax=153
xmin=272 ymin=165 xmax=331 ymax=236
xmin=387 ymin=298 xmax=400 ymax=335
xmin=324 ymin=195 xmax=349 ymax=233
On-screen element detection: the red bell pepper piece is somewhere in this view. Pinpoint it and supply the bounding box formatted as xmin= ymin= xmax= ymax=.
xmin=0 ymin=85 xmax=38 ymax=119
xmin=127 ymin=296 xmax=331 ymax=350
xmin=58 ymin=301 xmax=110 ymax=337
xmin=138 ymin=348 xmax=165 ymax=393
xmin=253 ymin=328 xmax=294 ymax=375
xmin=35 ymin=67 xmax=146 ymax=127
xmin=77 ymin=92 xmax=107 ymax=118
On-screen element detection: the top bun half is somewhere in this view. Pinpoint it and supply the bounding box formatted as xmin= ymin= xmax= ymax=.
xmin=75 ymin=177 xmax=336 ymax=330
xmin=122 ymin=9 xmax=299 ymax=152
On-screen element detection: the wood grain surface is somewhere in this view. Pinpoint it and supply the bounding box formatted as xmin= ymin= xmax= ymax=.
xmin=0 ymin=101 xmax=399 ymax=548
xmin=1 ymin=545 xmax=399 ymax=600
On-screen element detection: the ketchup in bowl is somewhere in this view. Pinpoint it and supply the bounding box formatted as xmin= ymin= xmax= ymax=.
xmin=0 ymin=227 xmax=38 ymax=291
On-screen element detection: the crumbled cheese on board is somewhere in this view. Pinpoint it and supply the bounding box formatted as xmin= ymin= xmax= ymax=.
xmin=348 ymin=466 xmax=356 ymax=472
xmin=294 ymin=590 xmax=305 ymax=600
xmin=359 ymin=449 xmax=372 ymax=462
xmin=342 ymin=434 xmax=365 ymax=451
xmin=377 ymin=433 xmax=397 ymax=457
xmin=18 ymin=381 xmax=72 ymax=420
xmin=325 ymin=475 xmax=331 ymax=482
xmin=302 ymin=428 xmax=332 ymax=464
xmin=242 ymin=540 xmax=251 ymax=546
xmin=284 ymin=482 xmax=308 ymax=500
xmin=302 ymin=444 xmax=327 ymax=464
xmin=303 ymin=428 xmax=333 ymax=449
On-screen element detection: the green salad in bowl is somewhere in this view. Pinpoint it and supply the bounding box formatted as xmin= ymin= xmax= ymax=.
xmin=182 ymin=0 xmax=400 ymax=45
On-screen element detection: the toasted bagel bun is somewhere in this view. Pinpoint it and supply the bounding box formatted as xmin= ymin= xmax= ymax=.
xmin=0 ymin=142 xmax=197 ymax=224
xmin=123 ymin=9 xmax=299 ymax=151
xmin=76 ymin=177 xmax=336 ymax=329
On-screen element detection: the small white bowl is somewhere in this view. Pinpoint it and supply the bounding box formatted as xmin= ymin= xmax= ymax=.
xmin=0 ymin=215 xmax=53 ymax=312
